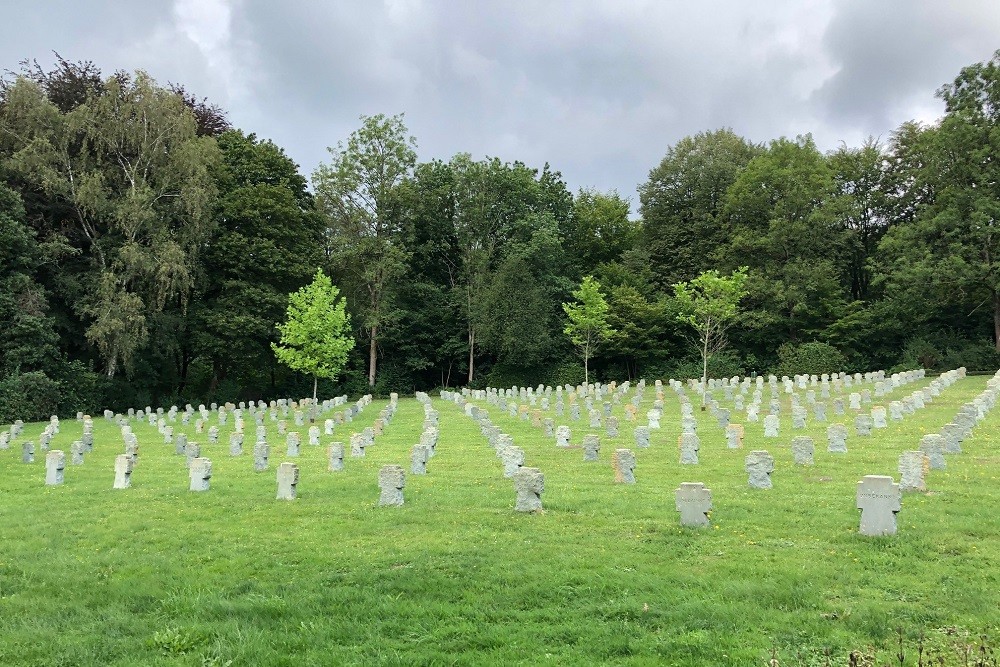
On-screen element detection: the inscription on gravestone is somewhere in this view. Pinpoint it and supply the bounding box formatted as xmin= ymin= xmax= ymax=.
xmin=675 ymin=482 xmax=712 ymax=527
xmin=856 ymin=475 xmax=901 ymax=536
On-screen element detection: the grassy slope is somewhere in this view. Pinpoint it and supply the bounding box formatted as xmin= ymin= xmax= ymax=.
xmin=0 ymin=376 xmax=998 ymax=666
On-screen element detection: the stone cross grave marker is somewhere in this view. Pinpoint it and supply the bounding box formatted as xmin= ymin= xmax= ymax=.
xmin=378 ymin=465 xmax=405 ymax=506
xmin=328 ymin=442 xmax=344 ymax=472
xmin=919 ymin=434 xmax=946 ymax=470
xmin=763 ymin=414 xmax=779 ymax=438
xmin=746 ymin=451 xmax=774 ymax=489
xmin=725 ymin=424 xmax=744 ymax=449
xmin=189 ymin=458 xmax=212 ymax=491
xmin=411 ymin=444 xmax=430 ymax=475
xmin=276 ymin=462 xmax=299 ymax=500
xmin=827 ymin=424 xmax=848 ymax=453
xmin=678 ymin=433 xmax=700 ymax=465
xmin=513 ymin=467 xmax=544 ymax=512
xmin=791 ymin=436 xmax=814 ymax=465
xmin=675 ymin=482 xmax=712 ymax=527
xmin=254 ymin=442 xmax=269 ymax=472
xmin=502 ymin=446 xmax=525 ymax=477
xmin=898 ymin=451 xmax=928 ymax=492
xmin=45 ymin=450 xmax=65 ymax=485
xmin=286 ymin=432 xmax=300 ymax=457
xmin=113 ymin=455 xmax=133 ymax=489
xmin=856 ymin=475 xmax=901 ymax=536
xmin=612 ymin=448 xmax=636 ymax=484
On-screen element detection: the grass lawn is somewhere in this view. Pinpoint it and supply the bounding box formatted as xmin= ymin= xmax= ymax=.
xmin=0 ymin=374 xmax=998 ymax=666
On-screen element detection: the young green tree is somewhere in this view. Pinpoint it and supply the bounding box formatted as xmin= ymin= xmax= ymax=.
xmin=562 ymin=276 xmax=616 ymax=385
xmin=673 ymin=268 xmax=749 ymax=406
xmin=312 ymin=113 xmax=416 ymax=389
xmin=272 ymin=270 xmax=355 ymax=407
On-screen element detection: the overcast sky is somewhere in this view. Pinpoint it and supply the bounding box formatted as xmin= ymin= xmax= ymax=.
xmin=3 ymin=1 xmax=999 ymax=208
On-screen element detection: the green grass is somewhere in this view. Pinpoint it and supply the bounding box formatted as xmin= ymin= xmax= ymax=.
xmin=1 ymin=376 xmax=998 ymax=666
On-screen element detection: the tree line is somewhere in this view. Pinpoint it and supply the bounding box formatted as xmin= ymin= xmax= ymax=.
xmin=0 ymin=51 xmax=998 ymax=419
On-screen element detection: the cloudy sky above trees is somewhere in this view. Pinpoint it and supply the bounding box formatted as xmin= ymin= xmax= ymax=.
xmin=3 ymin=0 xmax=999 ymax=205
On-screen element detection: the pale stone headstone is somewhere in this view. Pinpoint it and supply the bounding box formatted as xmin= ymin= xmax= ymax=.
xmin=827 ymin=423 xmax=848 ymax=453
xmin=582 ymin=434 xmax=600 ymax=461
xmin=857 ymin=475 xmax=901 ymax=536
xmin=328 ymin=442 xmax=344 ymax=472
xmin=113 ymin=454 xmax=133 ymax=489
xmin=612 ymin=448 xmax=636 ymax=483
xmin=501 ymin=446 xmax=524 ymax=477
xmin=189 ymin=458 xmax=212 ymax=491
xmin=174 ymin=434 xmax=187 ymax=456
xmin=185 ymin=442 xmax=201 ymax=468
xmin=254 ymin=441 xmax=269 ymax=472
xmin=70 ymin=441 xmax=85 ymax=465
xmin=605 ymin=416 xmax=619 ymax=438
xmin=555 ymin=425 xmax=571 ymax=448
xmin=898 ymin=451 xmax=928 ymax=492
xmin=543 ymin=418 xmax=554 ymax=437
xmin=745 ymin=451 xmax=774 ymax=489
xmin=276 ymin=462 xmax=299 ymax=500
xmin=286 ymin=432 xmax=300 ymax=457
xmin=309 ymin=426 xmax=320 ymax=446
xmin=377 ymin=465 xmax=405 ymax=506
xmin=633 ymin=425 xmax=650 ymax=448
xmin=723 ymin=425 xmax=743 ymax=450
xmin=22 ymin=442 xmax=34 ymax=463
xmin=675 ymin=482 xmax=712 ymax=527
xmin=940 ymin=424 xmax=962 ymax=454
xmin=871 ymin=406 xmax=887 ymax=429
xmin=849 ymin=393 xmax=861 ymax=410
xmin=919 ymin=434 xmax=946 ymax=470
xmin=513 ymin=467 xmax=544 ymax=512
xmin=791 ymin=436 xmax=814 ymax=465
xmin=832 ymin=398 xmax=845 ymax=415
xmin=854 ymin=415 xmax=873 ymax=437
xmin=45 ymin=450 xmax=65 ymax=485
xmin=678 ymin=432 xmax=700 ymax=465
xmin=229 ymin=432 xmax=243 ymax=456
xmin=791 ymin=407 xmax=806 ymax=430
xmin=411 ymin=444 xmax=431 ymax=474
xmin=763 ymin=414 xmax=779 ymax=438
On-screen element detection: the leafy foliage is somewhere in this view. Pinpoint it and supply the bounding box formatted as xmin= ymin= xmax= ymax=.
xmin=272 ymin=270 xmax=355 ymax=402
xmin=562 ymin=276 xmax=616 ymax=384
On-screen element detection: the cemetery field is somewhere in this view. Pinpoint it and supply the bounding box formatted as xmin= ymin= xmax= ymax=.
xmin=1 ymin=377 xmax=999 ymax=666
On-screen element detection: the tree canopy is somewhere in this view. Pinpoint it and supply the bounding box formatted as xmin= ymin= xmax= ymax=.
xmin=1 ymin=51 xmax=999 ymax=418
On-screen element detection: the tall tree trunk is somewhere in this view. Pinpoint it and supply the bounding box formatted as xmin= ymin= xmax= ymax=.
xmin=368 ymin=325 xmax=377 ymax=388
xmin=702 ymin=335 xmax=709 ymax=408
xmin=312 ymin=375 xmax=318 ymax=422
xmin=994 ymin=291 xmax=1000 ymax=353
xmin=468 ymin=326 xmax=475 ymax=385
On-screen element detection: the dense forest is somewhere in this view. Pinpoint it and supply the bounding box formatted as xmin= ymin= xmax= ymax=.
xmin=1 ymin=51 xmax=999 ymax=419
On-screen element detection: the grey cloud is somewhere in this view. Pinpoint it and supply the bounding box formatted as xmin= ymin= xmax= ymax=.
xmin=2 ymin=0 xmax=999 ymax=206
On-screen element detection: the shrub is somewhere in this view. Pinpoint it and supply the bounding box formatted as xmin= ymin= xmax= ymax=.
xmin=772 ymin=342 xmax=847 ymax=377
xmin=0 ymin=371 xmax=62 ymax=422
